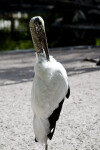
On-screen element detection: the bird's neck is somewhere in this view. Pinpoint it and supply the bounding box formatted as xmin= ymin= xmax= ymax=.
xmin=36 ymin=52 xmax=48 ymax=62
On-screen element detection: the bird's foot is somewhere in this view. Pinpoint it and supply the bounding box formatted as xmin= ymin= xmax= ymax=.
xmin=45 ymin=144 xmax=48 ymax=150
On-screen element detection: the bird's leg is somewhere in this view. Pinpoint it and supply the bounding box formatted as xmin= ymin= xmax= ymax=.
xmin=45 ymin=144 xmax=48 ymax=150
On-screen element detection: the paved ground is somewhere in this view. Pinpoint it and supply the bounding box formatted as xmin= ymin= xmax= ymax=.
xmin=0 ymin=48 xmax=100 ymax=150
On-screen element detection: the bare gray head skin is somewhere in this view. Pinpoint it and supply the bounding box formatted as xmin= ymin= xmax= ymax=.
xmin=29 ymin=16 xmax=50 ymax=61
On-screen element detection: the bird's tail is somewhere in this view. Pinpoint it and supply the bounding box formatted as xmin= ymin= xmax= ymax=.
xmin=33 ymin=116 xmax=49 ymax=144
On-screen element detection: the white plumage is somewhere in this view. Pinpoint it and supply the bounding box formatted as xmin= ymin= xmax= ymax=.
xmin=29 ymin=16 xmax=70 ymax=150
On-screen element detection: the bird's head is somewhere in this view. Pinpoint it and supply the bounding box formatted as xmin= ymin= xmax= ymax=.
xmin=29 ymin=16 xmax=49 ymax=61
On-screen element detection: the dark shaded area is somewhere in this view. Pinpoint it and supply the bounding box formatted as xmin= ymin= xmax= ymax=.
xmin=0 ymin=66 xmax=34 ymax=86
xmin=0 ymin=66 xmax=34 ymax=81
xmin=0 ymin=48 xmax=100 ymax=86
xmin=0 ymin=64 xmax=99 ymax=86
xmin=67 ymin=66 xmax=100 ymax=76
xmin=84 ymin=57 xmax=100 ymax=65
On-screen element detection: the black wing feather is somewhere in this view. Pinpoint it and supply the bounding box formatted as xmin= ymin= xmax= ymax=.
xmin=48 ymin=99 xmax=64 ymax=140
xmin=48 ymin=84 xmax=70 ymax=140
xmin=66 ymin=84 xmax=70 ymax=98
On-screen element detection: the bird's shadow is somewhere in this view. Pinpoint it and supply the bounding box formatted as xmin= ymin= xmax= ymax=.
xmin=0 ymin=64 xmax=99 ymax=86
xmin=0 ymin=51 xmax=100 ymax=86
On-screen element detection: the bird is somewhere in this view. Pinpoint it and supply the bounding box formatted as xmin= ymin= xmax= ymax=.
xmin=29 ymin=16 xmax=70 ymax=150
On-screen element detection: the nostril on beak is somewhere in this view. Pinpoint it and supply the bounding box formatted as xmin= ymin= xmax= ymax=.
xmin=34 ymin=17 xmax=41 ymax=25
xmin=35 ymin=17 xmax=39 ymax=22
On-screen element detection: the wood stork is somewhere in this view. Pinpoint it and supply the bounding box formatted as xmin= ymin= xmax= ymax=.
xmin=29 ymin=16 xmax=70 ymax=150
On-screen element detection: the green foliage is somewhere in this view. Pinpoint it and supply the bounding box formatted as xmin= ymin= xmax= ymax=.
xmin=0 ymin=37 xmax=33 ymax=51
xmin=0 ymin=13 xmax=55 ymax=51
xmin=96 ymin=38 xmax=100 ymax=46
xmin=18 ymin=40 xmax=33 ymax=49
xmin=1 ymin=12 xmax=100 ymax=51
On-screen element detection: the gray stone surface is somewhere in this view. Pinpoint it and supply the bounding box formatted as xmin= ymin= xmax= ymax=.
xmin=0 ymin=48 xmax=100 ymax=150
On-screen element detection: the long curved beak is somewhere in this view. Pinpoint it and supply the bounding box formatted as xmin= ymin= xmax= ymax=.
xmin=29 ymin=17 xmax=50 ymax=61
xmin=41 ymin=31 xmax=50 ymax=61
